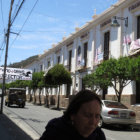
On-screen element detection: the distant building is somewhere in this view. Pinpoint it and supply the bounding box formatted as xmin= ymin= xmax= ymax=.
xmin=24 ymin=0 xmax=140 ymax=106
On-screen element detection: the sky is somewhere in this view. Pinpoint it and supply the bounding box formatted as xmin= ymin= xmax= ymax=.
xmin=0 ymin=0 xmax=118 ymax=66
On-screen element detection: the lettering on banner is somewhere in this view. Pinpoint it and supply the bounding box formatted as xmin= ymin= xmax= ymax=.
xmin=0 ymin=67 xmax=32 ymax=80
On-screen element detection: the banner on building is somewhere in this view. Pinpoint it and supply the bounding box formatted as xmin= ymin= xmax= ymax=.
xmin=0 ymin=67 xmax=32 ymax=80
xmin=129 ymin=39 xmax=140 ymax=55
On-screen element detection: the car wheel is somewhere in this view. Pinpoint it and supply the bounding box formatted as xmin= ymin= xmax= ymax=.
xmin=22 ymin=103 xmax=25 ymax=108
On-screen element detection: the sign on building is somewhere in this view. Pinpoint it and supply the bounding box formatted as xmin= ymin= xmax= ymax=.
xmin=0 ymin=67 xmax=32 ymax=80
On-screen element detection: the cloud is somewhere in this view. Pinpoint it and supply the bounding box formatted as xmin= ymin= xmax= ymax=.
xmin=12 ymin=44 xmax=38 ymax=50
xmin=33 ymin=13 xmax=59 ymax=23
xmin=67 ymin=3 xmax=79 ymax=7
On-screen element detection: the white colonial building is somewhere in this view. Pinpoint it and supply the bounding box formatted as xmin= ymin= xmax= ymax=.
xmin=24 ymin=0 xmax=140 ymax=107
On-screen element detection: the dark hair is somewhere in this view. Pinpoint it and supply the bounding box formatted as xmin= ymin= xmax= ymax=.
xmin=64 ymin=89 xmax=102 ymax=120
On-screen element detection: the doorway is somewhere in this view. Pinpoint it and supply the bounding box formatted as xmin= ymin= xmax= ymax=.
xmin=136 ymin=81 xmax=140 ymax=103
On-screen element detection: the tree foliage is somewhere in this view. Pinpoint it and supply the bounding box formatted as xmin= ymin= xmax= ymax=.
xmin=45 ymin=64 xmax=72 ymax=109
xmin=45 ymin=64 xmax=72 ymax=86
xmin=94 ymin=57 xmax=135 ymax=102
xmin=84 ymin=57 xmax=140 ymax=102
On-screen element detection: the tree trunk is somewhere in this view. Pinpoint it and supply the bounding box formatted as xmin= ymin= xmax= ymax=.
xmin=45 ymin=94 xmax=49 ymax=107
xmin=28 ymin=89 xmax=32 ymax=102
xmin=118 ymin=94 xmax=121 ymax=102
xmin=45 ymin=88 xmax=49 ymax=107
xmin=118 ymin=87 xmax=123 ymax=102
xmin=39 ymin=88 xmax=41 ymax=105
xmin=33 ymin=89 xmax=36 ymax=104
xmin=57 ymin=85 xmax=60 ymax=110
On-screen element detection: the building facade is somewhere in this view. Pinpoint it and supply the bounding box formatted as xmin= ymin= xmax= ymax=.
xmin=24 ymin=0 xmax=140 ymax=107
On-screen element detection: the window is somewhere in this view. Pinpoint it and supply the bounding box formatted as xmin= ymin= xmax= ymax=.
xmin=103 ymin=31 xmax=110 ymax=60
xmin=57 ymin=56 xmax=60 ymax=64
xmin=84 ymin=42 xmax=88 ymax=67
xmin=137 ymin=16 xmax=140 ymax=38
xmin=68 ymin=50 xmax=72 ymax=71
xmin=77 ymin=46 xmax=81 ymax=56
xmin=104 ymin=101 xmax=127 ymax=109
xmin=48 ymin=61 xmax=50 ymax=68
xmin=40 ymin=65 xmax=43 ymax=71
xmin=77 ymin=46 xmax=81 ymax=66
xmin=66 ymin=84 xmax=71 ymax=98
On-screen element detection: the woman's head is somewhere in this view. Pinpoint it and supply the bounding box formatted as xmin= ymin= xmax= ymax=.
xmin=64 ymin=89 xmax=102 ymax=138
xmin=64 ymin=89 xmax=102 ymax=119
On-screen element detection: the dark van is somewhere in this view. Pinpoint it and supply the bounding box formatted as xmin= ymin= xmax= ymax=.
xmin=5 ymin=88 xmax=26 ymax=108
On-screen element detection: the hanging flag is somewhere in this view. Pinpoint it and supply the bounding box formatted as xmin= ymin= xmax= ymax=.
xmin=0 ymin=67 xmax=32 ymax=80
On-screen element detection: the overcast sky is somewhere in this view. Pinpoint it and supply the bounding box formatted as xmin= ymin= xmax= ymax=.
xmin=0 ymin=0 xmax=118 ymax=66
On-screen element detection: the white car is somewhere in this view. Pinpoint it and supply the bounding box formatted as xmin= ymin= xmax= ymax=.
xmin=99 ymin=100 xmax=136 ymax=127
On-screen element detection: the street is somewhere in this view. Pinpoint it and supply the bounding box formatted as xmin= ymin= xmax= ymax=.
xmin=3 ymin=102 xmax=140 ymax=140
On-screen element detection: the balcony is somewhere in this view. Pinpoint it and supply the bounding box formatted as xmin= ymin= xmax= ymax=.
xmin=77 ymin=65 xmax=87 ymax=73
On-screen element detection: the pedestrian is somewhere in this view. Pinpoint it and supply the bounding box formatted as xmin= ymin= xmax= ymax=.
xmin=39 ymin=89 xmax=106 ymax=140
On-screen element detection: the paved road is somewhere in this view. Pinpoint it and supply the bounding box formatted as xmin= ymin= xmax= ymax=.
xmin=3 ymin=102 xmax=140 ymax=140
xmin=3 ymin=102 xmax=63 ymax=139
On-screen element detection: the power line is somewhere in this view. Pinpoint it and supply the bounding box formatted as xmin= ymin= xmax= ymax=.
xmin=0 ymin=40 xmax=5 ymax=64
xmin=11 ymin=0 xmax=26 ymax=26
xmin=11 ymin=0 xmax=22 ymax=23
xmin=12 ymin=0 xmax=22 ymax=14
xmin=0 ymin=0 xmax=5 ymax=29
xmin=0 ymin=37 xmax=5 ymax=50
xmin=10 ymin=29 xmax=66 ymax=33
xmin=0 ymin=0 xmax=14 ymax=114
xmin=10 ymin=0 xmax=39 ymax=47
xmin=22 ymin=6 xmax=81 ymax=25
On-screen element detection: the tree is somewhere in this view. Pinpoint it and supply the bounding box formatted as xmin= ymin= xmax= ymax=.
xmin=83 ymin=73 xmax=101 ymax=93
xmin=37 ymin=71 xmax=45 ymax=105
xmin=94 ymin=57 xmax=135 ymax=102
xmin=45 ymin=64 xmax=72 ymax=110
xmin=129 ymin=56 xmax=140 ymax=81
xmin=31 ymin=72 xmax=44 ymax=104
xmin=24 ymin=80 xmax=33 ymax=102
xmin=83 ymin=70 xmax=112 ymax=98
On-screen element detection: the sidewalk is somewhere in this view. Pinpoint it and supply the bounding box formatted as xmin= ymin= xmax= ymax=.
xmin=0 ymin=113 xmax=33 ymax=140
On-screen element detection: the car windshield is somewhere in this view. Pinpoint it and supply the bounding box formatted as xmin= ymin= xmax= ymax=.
xmin=9 ymin=90 xmax=25 ymax=95
xmin=104 ymin=101 xmax=128 ymax=109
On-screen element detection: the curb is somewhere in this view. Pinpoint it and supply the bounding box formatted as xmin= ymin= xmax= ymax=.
xmin=4 ymin=112 xmax=40 ymax=140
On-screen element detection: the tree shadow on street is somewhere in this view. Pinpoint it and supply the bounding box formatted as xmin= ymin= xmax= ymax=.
xmin=5 ymin=105 xmax=29 ymax=109
xmin=103 ymin=124 xmax=140 ymax=132
xmin=0 ymin=113 xmax=32 ymax=140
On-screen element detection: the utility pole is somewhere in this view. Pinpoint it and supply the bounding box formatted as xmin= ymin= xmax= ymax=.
xmin=0 ymin=0 xmax=14 ymax=114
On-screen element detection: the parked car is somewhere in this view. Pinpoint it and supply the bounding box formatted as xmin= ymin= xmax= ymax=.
xmin=5 ymin=88 xmax=26 ymax=108
xmin=98 ymin=100 xmax=136 ymax=127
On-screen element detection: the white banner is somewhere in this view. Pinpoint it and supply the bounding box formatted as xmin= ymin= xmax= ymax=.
xmin=0 ymin=67 xmax=32 ymax=80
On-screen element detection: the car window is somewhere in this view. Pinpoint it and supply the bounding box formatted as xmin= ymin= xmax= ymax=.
xmin=9 ymin=89 xmax=25 ymax=94
xmin=104 ymin=101 xmax=128 ymax=109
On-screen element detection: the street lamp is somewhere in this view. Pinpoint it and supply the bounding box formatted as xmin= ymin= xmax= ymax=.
xmin=111 ymin=16 xmax=128 ymax=27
